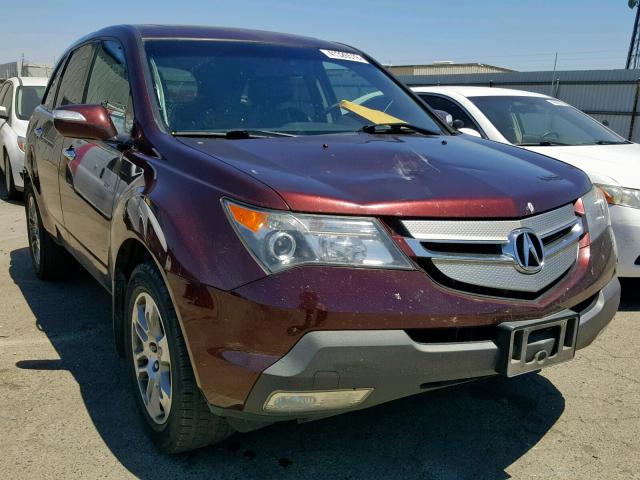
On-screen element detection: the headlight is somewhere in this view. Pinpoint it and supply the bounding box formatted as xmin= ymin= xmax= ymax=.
xmin=595 ymin=184 xmax=640 ymax=209
xmin=17 ymin=136 xmax=26 ymax=153
xmin=581 ymin=186 xmax=611 ymax=241
xmin=223 ymin=200 xmax=412 ymax=273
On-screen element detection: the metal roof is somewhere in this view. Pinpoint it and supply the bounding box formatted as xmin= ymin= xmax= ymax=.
xmin=399 ymin=68 xmax=640 ymax=86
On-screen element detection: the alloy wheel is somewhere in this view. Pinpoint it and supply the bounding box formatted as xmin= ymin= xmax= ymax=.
xmin=131 ymin=292 xmax=172 ymax=424
xmin=27 ymin=195 xmax=41 ymax=268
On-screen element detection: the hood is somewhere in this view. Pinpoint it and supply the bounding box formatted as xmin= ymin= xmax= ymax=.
xmin=524 ymin=143 xmax=640 ymax=189
xmin=178 ymin=134 xmax=591 ymax=218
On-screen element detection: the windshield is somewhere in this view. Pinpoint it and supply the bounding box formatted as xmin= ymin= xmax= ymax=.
xmin=16 ymin=86 xmax=45 ymax=121
xmin=469 ymin=95 xmax=626 ymax=146
xmin=144 ymin=40 xmax=443 ymax=136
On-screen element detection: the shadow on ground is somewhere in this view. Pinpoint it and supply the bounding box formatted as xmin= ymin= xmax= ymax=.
xmin=619 ymin=278 xmax=640 ymax=311
xmin=10 ymin=246 xmax=566 ymax=480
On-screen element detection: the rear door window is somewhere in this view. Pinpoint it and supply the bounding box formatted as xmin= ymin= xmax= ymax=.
xmin=42 ymin=56 xmax=66 ymax=110
xmin=0 ymin=83 xmax=9 ymax=124
xmin=1 ymin=83 xmax=13 ymax=114
xmin=0 ymin=84 xmax=9 ymax=106
xmin=55 ymin=43 xmax=95 ymax=107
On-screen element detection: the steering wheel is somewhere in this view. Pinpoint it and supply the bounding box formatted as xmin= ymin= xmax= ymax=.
xmin=541 ymin=131 xmax=560 ymax=142
xmin=320 ymin=102 xmax=344 ymax=117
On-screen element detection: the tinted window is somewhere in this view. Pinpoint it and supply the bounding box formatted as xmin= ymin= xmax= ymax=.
xmin=0 ymin=84 xmax=9 ymax=110
xmin=144 ymin=40 xmax=443 ymax=135
xmin=469 ymin=96 xmax=625 ymax=146
xmin=15 ymin=86 xmax=46 ymax=120
xmin=43 ymin=57 xmax=66 ymax=109
xmin=420 ymin=94 xmax=477 ymax=130
xmin=1 ymin=83 xmax=13 ymax=112
xmin=86 ymin=40 xmax=131 ymax=135
xmin=55 ymin=43 xmax=94 ymax=107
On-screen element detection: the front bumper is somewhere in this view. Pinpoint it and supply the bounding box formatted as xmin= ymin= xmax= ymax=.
xmin=238 ymin=276 xmax=620 ymax=421
xmin=610 ymin=205 xmax=640 ymax=277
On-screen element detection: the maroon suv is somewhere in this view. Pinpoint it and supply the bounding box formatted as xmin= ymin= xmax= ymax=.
xmin=24 ymin=25 xmax=619 ymax=453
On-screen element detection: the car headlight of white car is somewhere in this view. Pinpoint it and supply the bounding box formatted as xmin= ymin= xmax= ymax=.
xmin=581 ymin=186 xmax=611 ymax=241
xmin=595 ymin=184 xmax=640 ymax=210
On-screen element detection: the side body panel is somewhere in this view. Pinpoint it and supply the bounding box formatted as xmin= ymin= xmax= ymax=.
xmin=28 ymin=106 xmax=64 ymax=229
xmin=59 ymin=138 xmax=122 ymax=273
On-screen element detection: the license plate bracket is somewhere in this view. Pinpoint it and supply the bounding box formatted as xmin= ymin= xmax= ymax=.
xmin=496 ymin=315 xmax=579 ymax=377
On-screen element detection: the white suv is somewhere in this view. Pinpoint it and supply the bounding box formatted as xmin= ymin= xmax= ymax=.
xmin=0 ymin=77 xmax=48 ymax=199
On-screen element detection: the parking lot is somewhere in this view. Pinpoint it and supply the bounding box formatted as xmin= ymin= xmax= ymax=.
xmin=0 ymin=189 xmax=638 ymax=480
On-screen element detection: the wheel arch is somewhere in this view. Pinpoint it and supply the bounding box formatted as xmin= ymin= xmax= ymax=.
xmin=111 ymin=233 xmax=209 ymax=400
xmin=112 ymin=237 xmax=153 ymax=356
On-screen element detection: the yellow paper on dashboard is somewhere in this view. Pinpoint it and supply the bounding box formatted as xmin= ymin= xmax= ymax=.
xmin=339 ymin=100 xmax=407 ymax=125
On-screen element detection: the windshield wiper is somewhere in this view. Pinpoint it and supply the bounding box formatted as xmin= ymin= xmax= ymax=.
xmin=360 ymin=123 xmax=441 ymax=136
xmin=518 ymin=141 xmax=570 ymax=146
xmin=171 ymin=129 xmax=296 ymax=138
xmin=595 ymin=140 xmax=627 ymax=145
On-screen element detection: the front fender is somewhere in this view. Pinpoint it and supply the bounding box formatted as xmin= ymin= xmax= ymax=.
xmin=108 ymin=146 xmax=284 ymax=373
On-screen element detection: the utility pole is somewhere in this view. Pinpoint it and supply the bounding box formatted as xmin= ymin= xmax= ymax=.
xmin=627 ymin=0 xmax=640 ymax=69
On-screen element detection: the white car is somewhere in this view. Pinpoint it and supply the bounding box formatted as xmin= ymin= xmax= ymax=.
xmin=0 ymin=77 xmax=48 ymax=199
xmin=413 ymin=86 xmax=640 ymax=278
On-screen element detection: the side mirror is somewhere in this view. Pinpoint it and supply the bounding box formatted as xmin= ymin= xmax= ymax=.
xmin=602 ymin=120 xmax=610 ymax=127
xmin=0 ymin=106 xmax=8 ymax=119
xmin=458 ymin=127 xmax=482 ymax=138
xmin=53 ymin=104 xmax=117 ymax=141
xmin=452 ymin=119 xmax=465 ymax=129
xmin=432 ymin=109 xmax=454 ymax=127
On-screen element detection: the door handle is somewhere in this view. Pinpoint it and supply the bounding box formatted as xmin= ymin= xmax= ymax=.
xmin=34 ymin=127 xmax=44 ymax=138
xmin=63 ymin=147 xmax=76 ymax=161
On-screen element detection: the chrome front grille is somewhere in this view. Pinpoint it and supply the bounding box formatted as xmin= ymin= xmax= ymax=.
xmin=402 ymin=204 xmax=582 ymax=294
xmin=402 ymin=204 xmax=576 ymax=242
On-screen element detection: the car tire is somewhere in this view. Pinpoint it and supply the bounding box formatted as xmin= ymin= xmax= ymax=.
xmin=124 ymin=262 xmax=234 ymax=453
xmin=25 ymin=185 xmax=74 ymax=280
xmin=3 ymin=152 xmax=19 ymax=201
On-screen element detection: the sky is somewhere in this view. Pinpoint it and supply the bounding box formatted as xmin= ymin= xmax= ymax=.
xmin=0 ymin=0 xmax=636 ymax=72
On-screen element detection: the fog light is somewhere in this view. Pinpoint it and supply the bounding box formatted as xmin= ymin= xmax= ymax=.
xmin=263 ymin=389 xmax=373 ymax=413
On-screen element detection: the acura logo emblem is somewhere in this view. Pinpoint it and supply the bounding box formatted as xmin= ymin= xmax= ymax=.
xmin=510 ymin=229 xmax=545 ymax=274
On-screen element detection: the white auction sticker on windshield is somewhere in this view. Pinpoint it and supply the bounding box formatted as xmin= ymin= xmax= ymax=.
xmin=547 ymin=99 xmax=569 ymax=106
xmin=320 ymin=49 xmax=369 ymax=63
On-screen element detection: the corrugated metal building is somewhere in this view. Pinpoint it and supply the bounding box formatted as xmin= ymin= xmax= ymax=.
xmin=0 ymin=61 xmax=53 ymax=79
xmin=398 ymin=68 xmax=640 ymax=143
xmin=387 ymin=62 xmax=513 ymax=77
